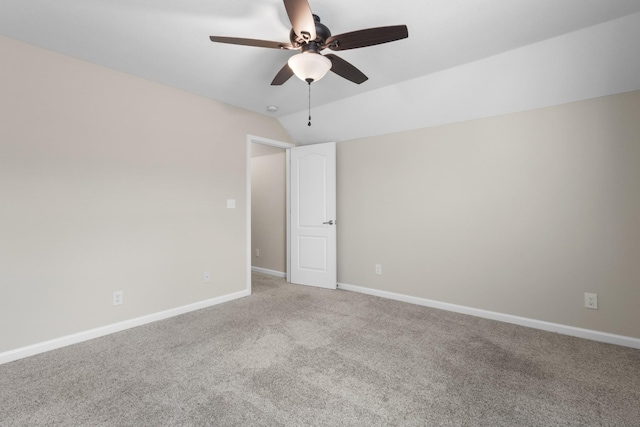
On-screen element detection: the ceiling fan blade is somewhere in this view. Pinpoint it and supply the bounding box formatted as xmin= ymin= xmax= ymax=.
xmin=271 ymin=63 xmax=295 ymax=85
xmin=209 ymin=36 xmax=294 ymax=50
xmin=325 ymin=54 xmax=368 ymax=84
xmin=326 ymin=25 xmax=408 ymax=51
xmin=283 ymin=0 xmax=316 ymax=42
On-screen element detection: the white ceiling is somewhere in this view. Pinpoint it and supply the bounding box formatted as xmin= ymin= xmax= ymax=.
xmin=2 ymin=0 xmax=640 ymax=144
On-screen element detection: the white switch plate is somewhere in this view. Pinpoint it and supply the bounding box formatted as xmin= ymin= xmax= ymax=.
xmin=227 ymin=199 xmax=236 ymax=208
xmin=203 ymin=271 xmax=211 ymax=283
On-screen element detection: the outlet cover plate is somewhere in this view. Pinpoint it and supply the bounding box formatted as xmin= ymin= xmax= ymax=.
xmin=584 ymin=292 xmax=598 ymax=309
xmin=113 ymin=290 xmax=123 ymax=306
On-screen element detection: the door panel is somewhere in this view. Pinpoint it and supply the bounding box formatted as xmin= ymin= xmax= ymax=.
xmin=290 ymin=142 xmax=336 ymax=289
xmin=298 ymin=154 xmax=326 ymax=227
xmin=299 ymin=236 xmax=327 ymax=270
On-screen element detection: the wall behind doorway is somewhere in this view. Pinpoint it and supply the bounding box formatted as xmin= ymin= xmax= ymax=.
xmin=251 ymin=144 xmax=286 ymax=274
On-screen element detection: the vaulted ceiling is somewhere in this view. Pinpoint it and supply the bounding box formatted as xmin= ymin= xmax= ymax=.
xmin=2 ymin=0 xmax=640 ymax=144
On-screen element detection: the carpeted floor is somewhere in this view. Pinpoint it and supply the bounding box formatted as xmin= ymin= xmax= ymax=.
xmin=1 ymin=272 xmax=639 ymax=426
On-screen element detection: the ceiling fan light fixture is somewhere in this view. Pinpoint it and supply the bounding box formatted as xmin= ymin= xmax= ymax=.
xmin=288 ymin=52 xmax=331 ymax=83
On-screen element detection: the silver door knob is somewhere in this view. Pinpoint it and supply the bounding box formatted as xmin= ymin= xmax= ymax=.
xmin=323 ymin=220 xmax=335 ymax=225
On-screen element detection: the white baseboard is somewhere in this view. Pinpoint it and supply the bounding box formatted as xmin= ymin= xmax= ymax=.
xmin=0 ymin=289 xmax=250 ymax=365
xmin=251 ymin=266 xmax=286 ymax=278
xmin=337 ymin=282 xmax=640 ymax=350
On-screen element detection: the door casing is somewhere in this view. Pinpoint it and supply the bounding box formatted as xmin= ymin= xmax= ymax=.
xmin=246 ymin=135 xmax=337 ymax=292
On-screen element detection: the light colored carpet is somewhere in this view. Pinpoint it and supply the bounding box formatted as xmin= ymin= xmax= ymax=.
xmin=1 ymin=272 xmax=639 ymax=426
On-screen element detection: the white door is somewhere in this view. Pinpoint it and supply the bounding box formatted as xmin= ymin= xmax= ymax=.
xmin=290 ymin=142 xmax=336 ymax=289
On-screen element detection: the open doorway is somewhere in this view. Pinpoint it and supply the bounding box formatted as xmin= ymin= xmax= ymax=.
xmin=251 ymin=143 xmax=286 ymax=276
xmin=245 ymin=135 xmax=294 ymax=293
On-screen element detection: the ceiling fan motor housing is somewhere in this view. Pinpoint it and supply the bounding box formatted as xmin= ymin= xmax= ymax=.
xmin=290 ymin=14 xmax=331 ymax=47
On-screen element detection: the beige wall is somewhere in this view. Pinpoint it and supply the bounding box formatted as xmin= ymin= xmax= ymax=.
xmin=337 ymin=90 xmax=640 ymax=339
xmin=0 ymin=36 xmax=291 ymax=353
xmin=3 ymin=34 xmax=638 ymax=353
xmin=251 ymin=150 xmax=287 ymax=273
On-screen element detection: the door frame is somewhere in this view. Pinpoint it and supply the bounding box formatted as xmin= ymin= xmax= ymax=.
xmin=246 ymin=135 xmax=295 ymax=293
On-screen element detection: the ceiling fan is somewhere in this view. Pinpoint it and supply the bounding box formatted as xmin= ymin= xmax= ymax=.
xmin=209 ymin=0 xmax=409 ymax=86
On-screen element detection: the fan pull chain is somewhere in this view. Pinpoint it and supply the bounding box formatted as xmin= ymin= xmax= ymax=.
xmin=307 ymin=79 xmax=312 ymax=126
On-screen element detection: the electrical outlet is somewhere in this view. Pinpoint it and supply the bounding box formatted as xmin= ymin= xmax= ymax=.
xmin=375 ymin=264 xmax=382 ymax=275
xmin=113 ymin=291 xmax=123 ymax=306
xmin=584 ymin=293 xmax=598 ymax=309
xmin=255 ymin=248 xmax=260 ymax=257
xmin=203 ymin=271 xmax=211 ymax=283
